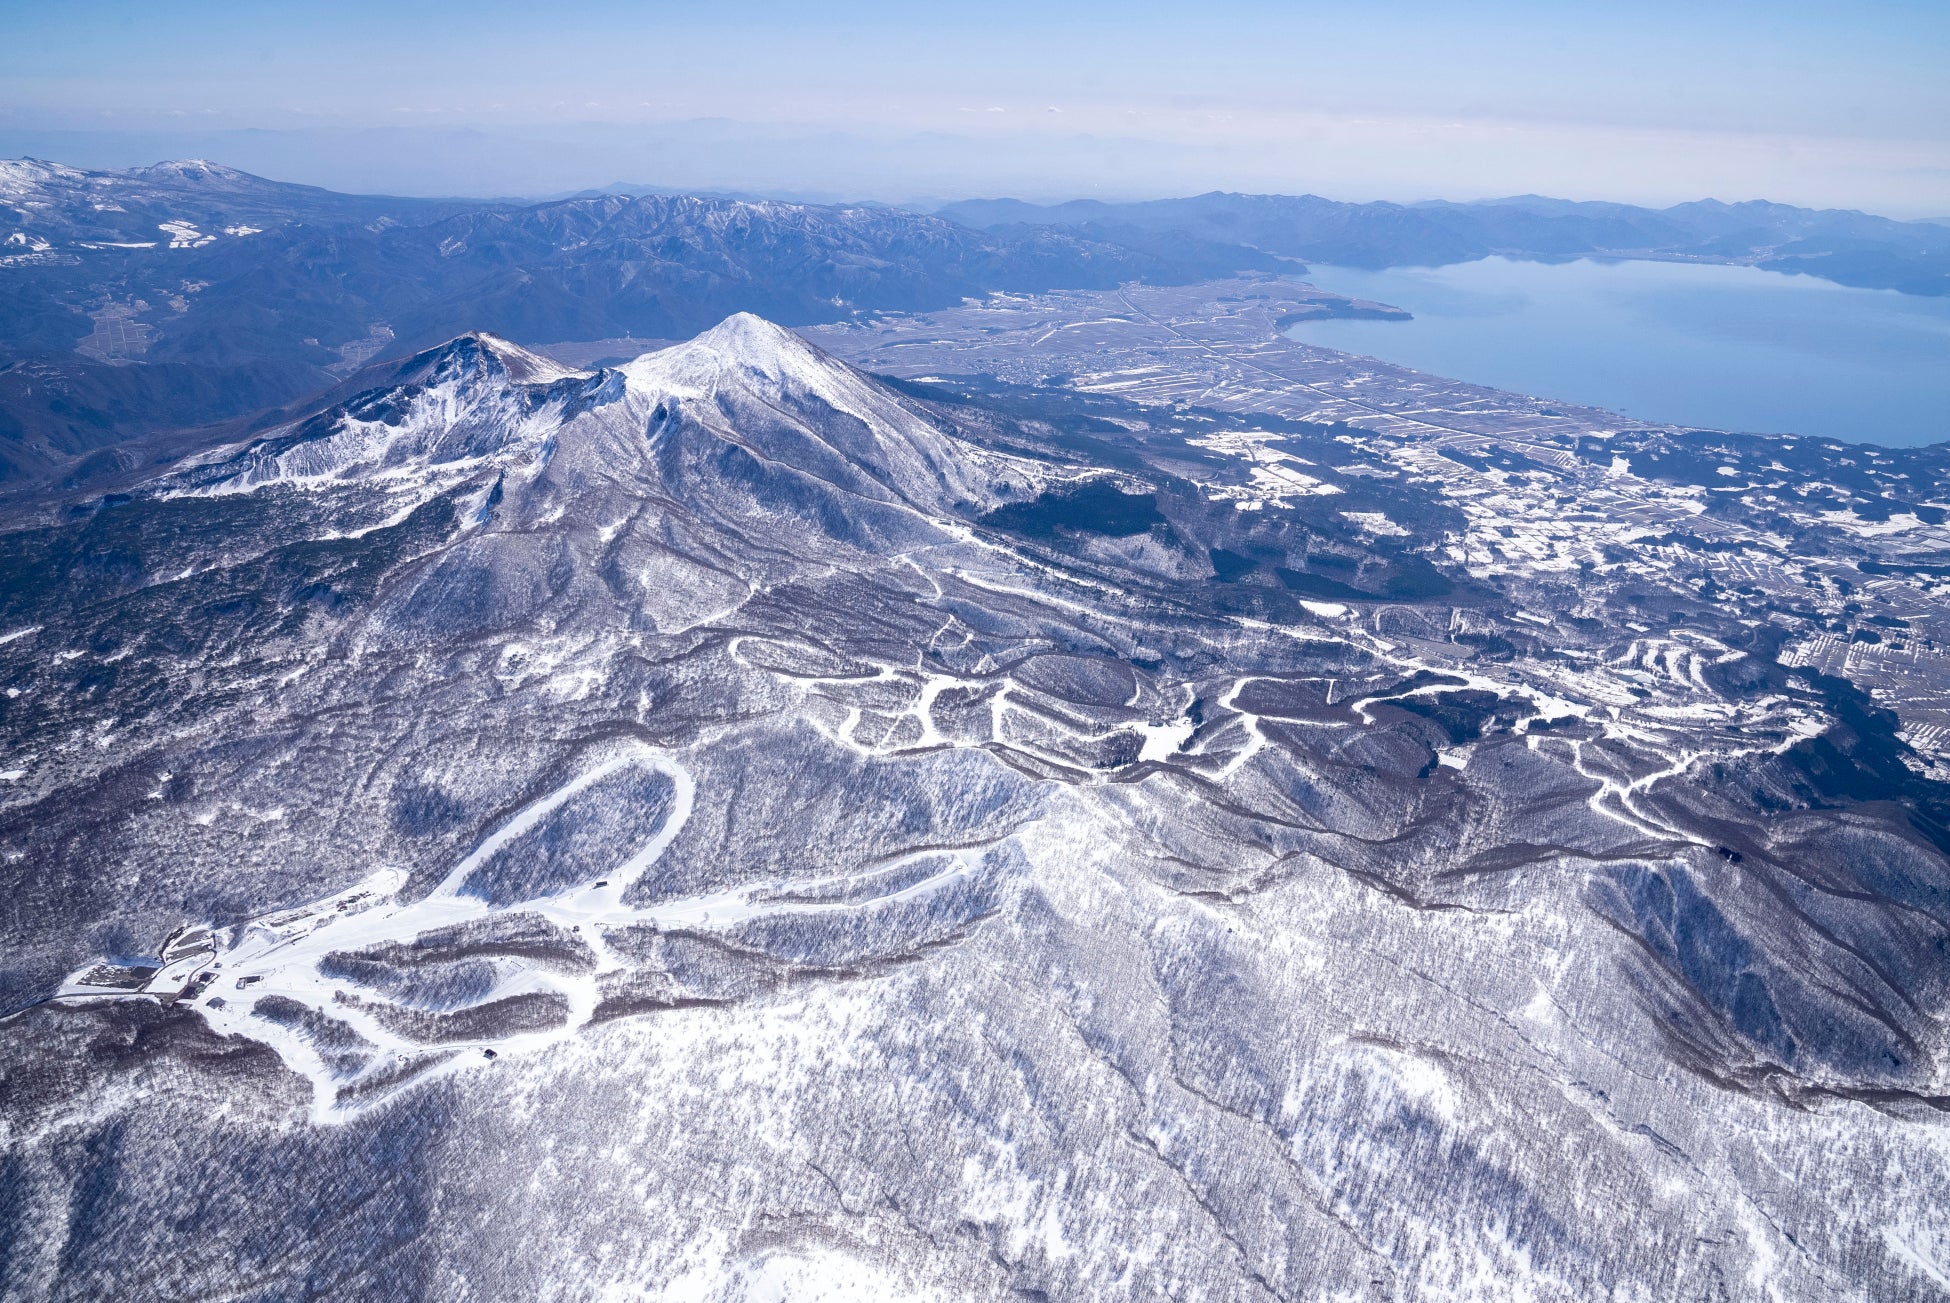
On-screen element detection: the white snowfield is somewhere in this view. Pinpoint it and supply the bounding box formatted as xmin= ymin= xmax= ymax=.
xmin=179 ymin=747 xmax=695 ymax=1120
xmin=1190 ymin=429 xmax=1345 ymax=508
xmin=61 ymin=742 xmax=993 ymax=1122
xmin=157 ymin=221 xmax=215 ymax=249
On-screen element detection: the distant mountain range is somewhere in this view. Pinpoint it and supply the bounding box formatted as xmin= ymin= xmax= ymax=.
xmin=0 ymin=159 xmax=1283 ymax=483
xmin=3 ymin=158 xmax=1946 ymax=487
xmin=936 ymin=191 xmax=1950 ymax=295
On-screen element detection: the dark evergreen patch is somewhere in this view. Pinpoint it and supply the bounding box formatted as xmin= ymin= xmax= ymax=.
xmin=979 ymin=481 xmax=1165 ymax=539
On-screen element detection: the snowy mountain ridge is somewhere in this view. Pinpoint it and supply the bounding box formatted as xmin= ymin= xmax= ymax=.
xmin=2 ymin=311 xmax=1947 ymax=1300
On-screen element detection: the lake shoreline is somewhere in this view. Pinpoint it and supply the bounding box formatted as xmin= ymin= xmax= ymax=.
xmin=1283 ymin=257 xmax=1949 ymax=447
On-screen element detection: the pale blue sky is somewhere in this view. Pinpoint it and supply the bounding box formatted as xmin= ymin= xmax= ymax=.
xmin=3 ymin=1 xmax=1945 ymax=213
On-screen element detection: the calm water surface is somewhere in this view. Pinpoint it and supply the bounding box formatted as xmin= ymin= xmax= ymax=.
xmin=1284 ymin=258 xmax=1950 ymax=446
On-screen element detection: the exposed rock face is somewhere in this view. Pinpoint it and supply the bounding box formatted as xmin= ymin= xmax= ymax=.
xmin=0 ymin=315 xmax=1945 ymax=1300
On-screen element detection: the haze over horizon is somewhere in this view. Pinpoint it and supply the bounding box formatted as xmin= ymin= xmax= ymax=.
xmin=4 ymin=0 xmax=1947 ymax=216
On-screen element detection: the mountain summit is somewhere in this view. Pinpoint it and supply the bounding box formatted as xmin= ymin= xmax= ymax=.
xmin=165 ymin=314 xmax=1036 ymax=542
xmin=622 ymin=312 xmax=1025 ymax=516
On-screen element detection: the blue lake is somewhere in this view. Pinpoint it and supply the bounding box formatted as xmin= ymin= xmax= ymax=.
xmin=1283 ymin=257 xmax=1950 ymax=447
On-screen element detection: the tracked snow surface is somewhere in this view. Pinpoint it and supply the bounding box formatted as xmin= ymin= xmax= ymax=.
xmin=1 ymin=313 xmax=1947 ymax=1300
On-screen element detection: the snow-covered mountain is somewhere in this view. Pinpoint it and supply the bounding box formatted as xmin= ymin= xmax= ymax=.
xmin=1 ymin=315 xmax=1946 ymax=1299
xmin=0 ymin=156 xmax=457 ymax=247
xmin=937 ymin=190 xmax=1950 ymax=294
xmin=0 ymin=160 xmax=1283 ymax=485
